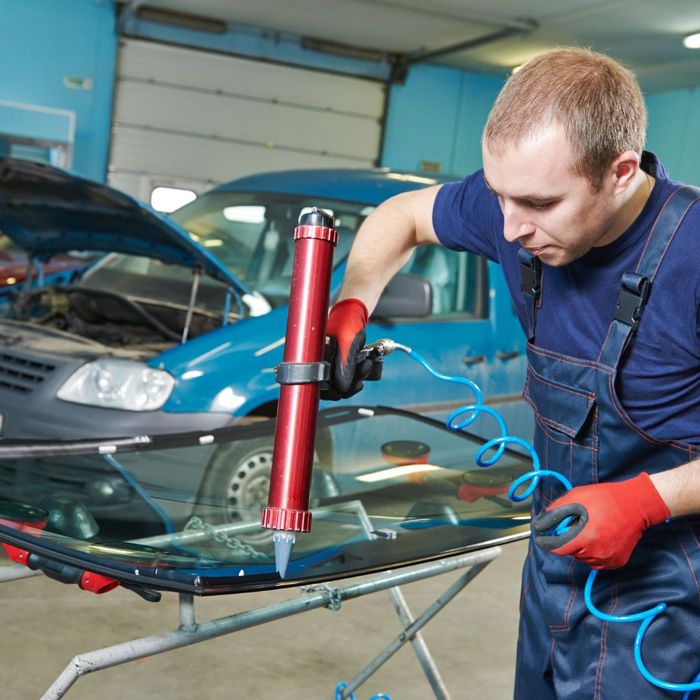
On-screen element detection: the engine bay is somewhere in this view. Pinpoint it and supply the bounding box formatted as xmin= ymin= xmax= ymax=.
xmin=6 ymin=285 xmax=233 ymax=351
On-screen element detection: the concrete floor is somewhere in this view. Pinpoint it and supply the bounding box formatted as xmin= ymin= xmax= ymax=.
xmin=0 ymin=539 xmax=527 ymax=700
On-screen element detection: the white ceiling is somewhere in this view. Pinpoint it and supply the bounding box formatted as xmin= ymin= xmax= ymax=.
xmin=132 ymin=0 xmax=700 ymax=92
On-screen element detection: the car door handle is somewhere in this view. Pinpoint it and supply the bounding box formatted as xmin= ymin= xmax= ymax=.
xmin=496 ymin=350 xmax=521 ymax=361
xmin=462 ymin=354 xmax=487 ymax=366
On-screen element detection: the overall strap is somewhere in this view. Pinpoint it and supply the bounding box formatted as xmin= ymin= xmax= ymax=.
xmin=518 ymin=247 xmax=542 ymax=342
xmin=598 ymin=185 xmax=700 ymax=368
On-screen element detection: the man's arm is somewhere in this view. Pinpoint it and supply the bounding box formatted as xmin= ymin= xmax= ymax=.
xmin=320 ymin=185 xmax=443 ymax=400
xmin=650 ymin=460 xmax=700 ymax=517
xmin=337 ymin=185 xmax=443 ymax=314
xmin=533 ymin=459 xmax=700 ymax=569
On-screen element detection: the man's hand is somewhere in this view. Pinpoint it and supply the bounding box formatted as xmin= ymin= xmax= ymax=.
xmin=533 ymin=472 xmax=670 ymax=569
xmin=321 ymin=298 xmax=382 ymax=400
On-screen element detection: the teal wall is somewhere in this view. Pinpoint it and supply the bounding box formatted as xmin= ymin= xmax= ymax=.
xmin=0 ymin=0 xmax=117 ymax=181
xmin=646 ymin=87 xmax=700 ymax=184
xmin=1 ymin=0 xmax=697 ymax=187
xmin=382 ymin=64 xmax=505 ymax=177
xmin=382 ymin=67 xmax=700 ymax=183
xmin=1 ymin=0 xmax=502 ymax=183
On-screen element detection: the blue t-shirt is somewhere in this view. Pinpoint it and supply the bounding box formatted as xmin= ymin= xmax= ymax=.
xmin=433 ymin=152 xmax=700 ymax=445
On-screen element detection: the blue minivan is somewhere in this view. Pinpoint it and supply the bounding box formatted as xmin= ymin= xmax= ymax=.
xmin=0 ymin=158 xmax=529 ymax=526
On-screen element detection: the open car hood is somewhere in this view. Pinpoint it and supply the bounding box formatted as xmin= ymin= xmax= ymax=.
xmin=0 ymin=158 xmax=248 ymax=291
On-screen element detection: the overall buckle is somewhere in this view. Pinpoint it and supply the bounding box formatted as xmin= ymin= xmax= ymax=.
xmin=518 ymin=248 xmax=542 ymax=297
xmin=614 ymin=273 xmax=651 ymax=329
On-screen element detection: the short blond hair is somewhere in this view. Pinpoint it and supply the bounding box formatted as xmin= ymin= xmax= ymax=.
xmin=483 ymin=48 xmax=647 ymax=188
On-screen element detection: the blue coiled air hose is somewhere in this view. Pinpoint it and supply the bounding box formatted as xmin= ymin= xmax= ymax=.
xmin=334 ymin=682 xmax=391 ymax=700
xmin=373 ymin=339 xmax=700 ymax=698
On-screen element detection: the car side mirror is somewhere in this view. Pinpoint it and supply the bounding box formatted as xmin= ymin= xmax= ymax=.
xmin=371 ymin=273 xmax=432 ymax=319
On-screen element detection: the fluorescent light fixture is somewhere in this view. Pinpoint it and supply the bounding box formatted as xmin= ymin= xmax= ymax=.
xmin=683 ymin=32 xmax=700 ymax=49
xmin=223 ymin=205 xmax=266 ymax=223
xmin=355 ymin=463 xmax=444 ymax=483
xmin=150 ymin=187 xmax=196 ymax=213
xmin=512 ymin=64 xmax=524 ymax=73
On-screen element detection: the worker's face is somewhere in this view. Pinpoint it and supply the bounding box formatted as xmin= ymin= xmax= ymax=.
xmin=482 ymin=123 xmax=620 ymax=266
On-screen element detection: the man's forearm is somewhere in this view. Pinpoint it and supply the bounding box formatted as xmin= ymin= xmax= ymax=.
xmin=338 ymin=201 xmax=415 ymax=312
xmin=337 ymin=186 xmax=442 ymax=314
xmin=650 ymin=459 xmax=700 ymax=517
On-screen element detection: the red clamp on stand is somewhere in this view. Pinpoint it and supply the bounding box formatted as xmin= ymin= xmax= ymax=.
xmin=0 ymin=500 xmax=119 ymax=595
xmin=261 ymin=208 xmax=338 ymax=577
xmin=0 ymin=501 xmax=48 ymax=565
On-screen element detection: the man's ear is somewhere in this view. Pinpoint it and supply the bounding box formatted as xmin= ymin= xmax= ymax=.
xmin=609 ymin=151 xmax=640 ymax=194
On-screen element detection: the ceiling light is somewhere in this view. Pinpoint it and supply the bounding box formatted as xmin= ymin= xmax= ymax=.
xmin=683 ymin=33 xmax=700 ymax=49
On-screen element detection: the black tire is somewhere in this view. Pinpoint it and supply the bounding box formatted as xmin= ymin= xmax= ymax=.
xmin=194 ymin=437 xmax=275 ymax=546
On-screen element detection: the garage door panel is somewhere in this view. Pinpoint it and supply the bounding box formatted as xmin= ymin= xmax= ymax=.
xmin=110 ymin=127 xmax=374 ymax=185
xmin=114 ymin=81 xmax=379 ymax=160
xmin=117 ymin=39 xmax=384 ymax=118
xmin=106 ymin=171 xmax=144 ymax=198
xmin=110 ymin=38 xmax=385 ymax=199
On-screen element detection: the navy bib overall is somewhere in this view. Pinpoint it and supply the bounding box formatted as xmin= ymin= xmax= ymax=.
xmin=513 ymin=187 xmax=700 ymax=699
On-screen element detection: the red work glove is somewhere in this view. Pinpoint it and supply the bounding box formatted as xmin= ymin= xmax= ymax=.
xmin=532 ymin=472 xmax=670 ymax=569
xmin=321 ymin=298 xmax=381 ymax=400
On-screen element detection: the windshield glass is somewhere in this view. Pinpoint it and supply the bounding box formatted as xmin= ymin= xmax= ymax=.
xmin=0 ymin=406 xmax=530 ymax=594
xmin=79 ymin=192 xmax=371 ymax=314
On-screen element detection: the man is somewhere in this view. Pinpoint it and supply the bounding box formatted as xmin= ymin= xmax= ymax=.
xmin=323 ymin=48 xmax=700 ymax=698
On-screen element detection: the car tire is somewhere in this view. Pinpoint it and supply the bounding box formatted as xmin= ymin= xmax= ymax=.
xmin=193 ymin=430 xmax=338 ymax=548
xmin=194 ymin=438 xmax=274 ymax=542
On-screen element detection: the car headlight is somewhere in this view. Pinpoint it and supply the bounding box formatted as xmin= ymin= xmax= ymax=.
xmin=57 ymin=359 xmax=175 ymax=411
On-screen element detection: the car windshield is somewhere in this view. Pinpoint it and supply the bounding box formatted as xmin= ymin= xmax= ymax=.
xmin=0 ymin=406 xmax=530 ymax=595
xmin=78 ymin=192 xmax=371 ymax=315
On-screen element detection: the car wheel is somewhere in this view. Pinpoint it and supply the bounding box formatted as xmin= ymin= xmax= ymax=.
xmin=194 ymin=438 xmax=275 ymax=546
xmin=193 ymin=431 xmax=338 ymax=550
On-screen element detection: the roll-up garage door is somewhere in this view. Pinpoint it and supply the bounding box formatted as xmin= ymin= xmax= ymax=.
xmin=108 ymin=38 xmax=386 ymax=201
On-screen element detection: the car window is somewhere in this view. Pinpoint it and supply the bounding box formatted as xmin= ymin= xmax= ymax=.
xmin=399 ymin=245 xmax=486 ymax=319
xmin=80 ymin=192 xmax=370 ymax=313
xmin=172 ymin=191 xmax=369 ymax=288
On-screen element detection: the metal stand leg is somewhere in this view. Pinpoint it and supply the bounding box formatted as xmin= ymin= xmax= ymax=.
xmin=337 ymin=560 xmax=493 ymax=699
xmin=179 ymin=592 xmax=196 ymax=630
xmin=37 ymin=548 xmax=500 ymax=699
xmin=388 ymin=586 xmax=451 ymax=699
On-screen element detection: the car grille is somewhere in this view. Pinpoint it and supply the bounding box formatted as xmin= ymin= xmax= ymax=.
xmin=0 ymin=351 xmax=57 ymax=394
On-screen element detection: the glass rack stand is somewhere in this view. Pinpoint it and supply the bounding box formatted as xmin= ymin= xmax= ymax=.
xmin=0 ymin=500 xmax=502 ymax=700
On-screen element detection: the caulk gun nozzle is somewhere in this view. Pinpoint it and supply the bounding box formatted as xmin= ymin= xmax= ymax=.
xmin=273 ymin=531 xmax=295 ymax=578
